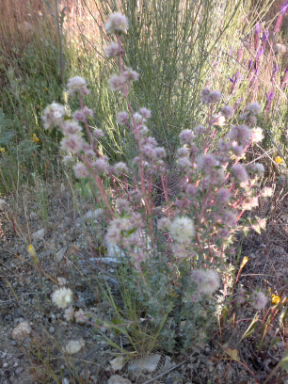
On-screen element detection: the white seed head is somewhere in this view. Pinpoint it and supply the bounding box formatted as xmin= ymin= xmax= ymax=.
xmin=105 ymin=13 xmax=129 ymax=34
xmin=169 ymin=216 xmax=195 ymax=244
xmin=51 ymin=287 xmax=73 ymax=309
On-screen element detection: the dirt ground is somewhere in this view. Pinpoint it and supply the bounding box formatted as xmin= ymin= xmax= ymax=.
xmin=1 ymin=181 xmax=288 ymax=384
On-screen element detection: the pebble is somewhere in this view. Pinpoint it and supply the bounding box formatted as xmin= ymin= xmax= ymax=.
xmin=15 ymin=367 xmax=24 ymax=375
xmin=108 ymin=375 xmax=132 ymax=384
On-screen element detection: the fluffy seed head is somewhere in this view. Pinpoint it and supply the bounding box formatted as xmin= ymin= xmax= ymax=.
xmin=216 ymin=188 xmax=231 ymax=204
xmin=231 ymin=164 xmax=249 ymax=183
xmin=197 ymin=153 xmax=219 ymax=171
xmin=105 ymin=42 xmax=124 ymax=57
xmin=201 ymin=88 xmax=222 ymax=104
xmin=73 ymin=162 xmax=89 ymax=179
xmin=228 ymin=125 xmax=252 ymax=147
xmin=210 ymin=113 xmax=225 ymax=126
xmin=93 ymin=128 xmax=105 ymax=139
xmin=113 ymin=162 xmax=128 ymax=176
xmin=116 ymin=111 xmax=130 ymax=125
xmin=67 ymin=76 xmax=89 ymax=95
xmin=177 ymin=147 xmax=190 ymax=157
xmin=62 ymin=120 xmax=82 ymax=135
xmin=169 ymin=216 xmax=195 ymax=244
xmin=123 ymin=68 xmax=140 ymax=81
xmin=108 ymin=74 xmax=127 ymax=93
xmin=51 ymin=287 xmax=73 ymax=309
xmin=93 ymin=158 xmax=110 ymax=174
xmin=191 ymin=269 xmax=220 ymax=296
xmin=221 ymin=105 xmax=234 ymax=119
xmin=157 ymin=217 xmax=171 ymax=231
xmin=252 ymin=127 xmax=264 ymax=143
xmin=42 ymin=102 xmax=65 ymax=130
xmin=246 ymin=102 xmax=261 ymax=114
xmin=179 ymin=129 xmax=194 ymax=144
xmin=252 ymin=291 xmax=268 ymax=310
xmin=139 ymin=107 xmax=152 ymax=119
xmin=105 ymin=13 xmax=129 ymax=34
xmin=73 ymin=107 xmax=93 ymax=122
xmin=60 ymin=135 xmax=84 ymax=154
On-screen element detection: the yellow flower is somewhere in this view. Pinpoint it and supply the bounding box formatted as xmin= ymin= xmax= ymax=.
xmin=240 ymin=256 xmax=250 ymax=270
xmin=272 ymin=294 xmax=282 ymax=305
xmin=275 ymin=156 xmax=284 ymax=164
xmin=27 ymin=244 xmax=39 ymax=264
xmin=0 ymin=147 xmax=6 ymax=153
xmin=32 ymin=133 xmax=41 ymax=143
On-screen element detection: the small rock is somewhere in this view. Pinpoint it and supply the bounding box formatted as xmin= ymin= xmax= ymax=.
xmin=110 ymin=356 xmax=126 ymax=371
xmin=12 ymin=321 xmax=31 ymax=340
xmin=128 ymin=354 xmax=171 ymax=379
xmin=32 ymin=228 xmax=45 ymax=241
xmin=165 ymin=372 xmax=184 ymax=384
xmin=63 ymin=339 xmax=85 ymax=354
xmin=15 ymin=367 xmax=24 ymax=375
xmin=55 ymin=247 xmax=67 ymax=262
xmin=108 ymin=375 xmax=131 ymax=384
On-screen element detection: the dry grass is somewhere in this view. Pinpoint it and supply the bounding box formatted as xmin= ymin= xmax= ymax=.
xmin=0 ymin=0 xmax=48 ymax=53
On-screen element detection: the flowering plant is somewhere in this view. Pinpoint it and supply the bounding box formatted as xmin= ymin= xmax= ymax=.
xmin=43 ymin=13 xmax=269 ymax=354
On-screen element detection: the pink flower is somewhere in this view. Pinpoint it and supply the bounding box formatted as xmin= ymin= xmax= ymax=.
xmin=105 ymin=42 xmax=124 ymax=57
xmin=113 ymin=162 xmax=128 ymax=176
xmin=62 ymin=120 xmax=82 ymax=135
xmin=197 ymin=154 xmax=219 ymax=171
xmin=179 ymin=129 xmax=194 ymax=144
xmin=116 ymin=111 xmax=130 ymax=125
xmin=221 ymin=105 xmax=234 ymax=119
xmin=93 ymin=158 xmax=110 ymax=174
xmin=60 ymin=135 xmax=84 ymax=154
xmin=228 ymin=125 xmax=252 ymax=147
xmin=231 ymin=164 xmax=249 ymax=183
xmin=108 ymin=74 xmax=127 ymax=93
xmin=73 ymin=107 xmax=93 ymax=122
xmin=93 ymin=129 xmax=105 ymax=139
xmin=139 ymin=107 xmax=152 ymax=119
xmin=216 ymin=188 xmax=231 ymax=204
xmin=67 ymin=76 xmax=90 ymax=96
xmin=246 ymin=102 xmax=261 ymax=115
xmin=73 ymin=162 xmax=89 ymax=178
xmin=123 ymin=68 xmax=140 ymax=81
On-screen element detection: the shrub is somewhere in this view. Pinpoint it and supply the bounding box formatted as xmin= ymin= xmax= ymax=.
xmin=45 ymin=12 xmax=271 ymax=355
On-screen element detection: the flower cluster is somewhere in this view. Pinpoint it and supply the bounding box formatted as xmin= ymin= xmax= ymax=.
xmin=42 ymin=12 xmax=272 ymax=355
xmin=108 ymin=68 xmax=139 ymax=96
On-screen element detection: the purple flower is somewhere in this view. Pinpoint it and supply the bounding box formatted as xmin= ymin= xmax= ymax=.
xmin=281 ymin=2 xmax=288 ymax=15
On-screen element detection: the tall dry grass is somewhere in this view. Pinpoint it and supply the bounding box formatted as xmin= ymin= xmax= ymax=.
xmin=0 ymin=0 xmax=49 ymax=54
